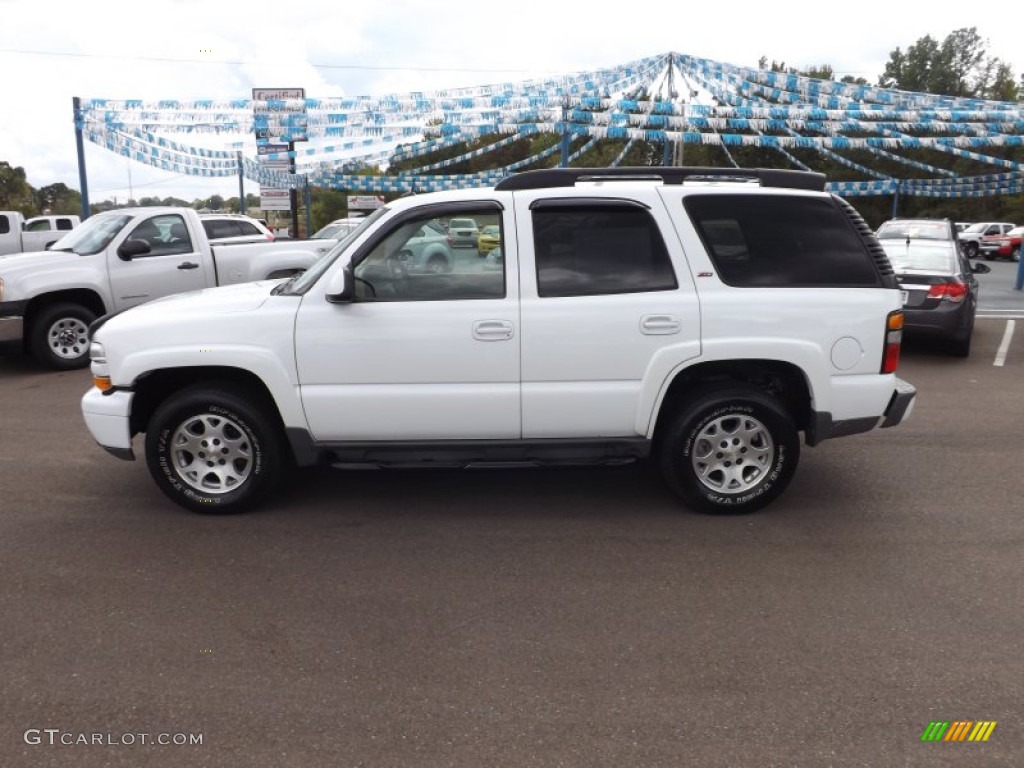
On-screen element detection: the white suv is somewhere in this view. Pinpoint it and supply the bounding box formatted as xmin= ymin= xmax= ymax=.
xmin=83 ymin=167 xmax=916 ymax=516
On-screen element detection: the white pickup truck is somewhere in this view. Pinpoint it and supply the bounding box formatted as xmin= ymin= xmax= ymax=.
xmin=0 ymin=206 xmax=321 ymax=369
xmin=82 ymin=168 xmax=917 ymax=516
xmin=0 ymin=212 xmax=82 ymax=255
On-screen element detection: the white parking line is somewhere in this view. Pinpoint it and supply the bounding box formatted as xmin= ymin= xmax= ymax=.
xmin=994 ymin=320 xmax=1015 ymax=367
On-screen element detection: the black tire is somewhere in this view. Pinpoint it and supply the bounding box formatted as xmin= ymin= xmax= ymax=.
xmin=426 ymin=254 xmax=450 ymax=273
xmin=948 ymin=317 xmax=974 ymax=357
xmin=30 ymin=303 xmax=96 ymax=370
xmin=145 ymin=385 xmax=284 ymax=514
xmin=658 ymin=387 xmax=799 ymax=514
xmin=965 ymin=242 xmax=979 ymax=259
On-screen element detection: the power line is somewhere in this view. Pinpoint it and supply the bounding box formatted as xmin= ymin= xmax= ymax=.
xmin=0 ymin=47 xmax=540 ymax=74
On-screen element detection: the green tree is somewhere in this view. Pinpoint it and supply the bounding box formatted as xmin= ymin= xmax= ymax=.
xmin=310 ymin=188 xmax=348 ymax=231
xmin=0 ymin=161 xmax=34 ymax=211
xmin=35 ymin=182 xmax=81 ymax=214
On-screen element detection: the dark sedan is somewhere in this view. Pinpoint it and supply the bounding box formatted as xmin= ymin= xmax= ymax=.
xmin=881 ymin=238 xmax=990 ymax=357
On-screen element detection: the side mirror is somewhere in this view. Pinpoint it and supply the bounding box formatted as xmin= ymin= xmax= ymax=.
xmin=117 ymin=239 xmax=150 ymax=261
xmin=971 ymin=262 xmax=991 ymax=274
xmin=325 ymin=263 xmax=354 ymax=303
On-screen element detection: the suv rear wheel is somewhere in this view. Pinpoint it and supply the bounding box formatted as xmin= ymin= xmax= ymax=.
xmin=658 ymin=387 xmax=799 ymax=514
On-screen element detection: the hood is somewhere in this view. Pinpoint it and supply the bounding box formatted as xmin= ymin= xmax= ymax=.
xmin=114 ymin=279 xmax=280 ymax=321
xmin=0 ymin=248 xmax=81 ymax=271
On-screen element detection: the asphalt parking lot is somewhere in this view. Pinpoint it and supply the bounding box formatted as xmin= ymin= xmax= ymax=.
xmin=1 ymin=308 xmax=1023 ymax=766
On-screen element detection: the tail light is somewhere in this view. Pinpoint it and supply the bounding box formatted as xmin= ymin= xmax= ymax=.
xmin=926 ymin=281 xmax=968 ymax=302
xmin=446 ymin=234 xmax=453 ymax=247
xmin=882 ymin=310 xmax=903 ymax=373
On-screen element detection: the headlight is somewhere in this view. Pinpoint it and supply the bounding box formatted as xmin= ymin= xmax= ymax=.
xmin=89 ymin=341 xmax=112 ymax=390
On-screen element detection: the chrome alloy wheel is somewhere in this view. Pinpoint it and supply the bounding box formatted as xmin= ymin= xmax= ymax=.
xmin=691 ymin=414 xmax=775 ymax=493
xmin=170 ymin=414 xmax=253 ymax=493
xmin=47 ymin=317 xmax=90 ymax=360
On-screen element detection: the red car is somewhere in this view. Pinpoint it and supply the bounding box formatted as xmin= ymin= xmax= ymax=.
xmin=979 ymin=225 xmax=1022 ymax=261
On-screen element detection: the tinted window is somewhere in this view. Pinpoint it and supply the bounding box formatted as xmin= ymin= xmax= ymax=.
xmin=686 ymin=195 xmax=881 ymax=287
xmin=0 ymin=217 xmax=9 ymax=235
xmin=57 ymin=218 xmax=74 ymax=230
xmin=532 ymin=205 xmax=677 ymax=297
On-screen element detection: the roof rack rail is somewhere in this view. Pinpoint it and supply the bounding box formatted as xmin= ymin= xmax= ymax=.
xmin=494 ymin=166 xmax=826 ymax=192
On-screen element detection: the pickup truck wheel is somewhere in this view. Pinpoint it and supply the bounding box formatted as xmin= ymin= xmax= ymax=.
xmin=31 ymin=303 xmax=96 ymax=370
xmin=658 ymin=387 xmax=799 ymax=514
xmin=964 ymin=242 xmax=979 ymax=259
xmin=145 ymin=386 xmax=283 ymax=514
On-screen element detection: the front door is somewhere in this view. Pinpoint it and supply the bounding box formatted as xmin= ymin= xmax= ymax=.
xmin=295 ymin=204 xmax=520 ymax=442
xmin=107 ymin=213 xmax=210 ymax=310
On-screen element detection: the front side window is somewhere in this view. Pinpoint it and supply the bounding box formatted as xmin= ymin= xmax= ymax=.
xmin=25 ymin=219 xmax=51 ymax=232
xmin=532 ymin=204 xmax=677 ymax=297
xmin=686 ymin=194 xmax=882 ymax=287
xmin=352 ymin=208 xmax=504 ymax=302
xmin=127 ymin=215 xmax=194 ymax=256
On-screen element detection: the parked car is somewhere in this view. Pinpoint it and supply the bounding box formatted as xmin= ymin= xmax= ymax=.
xmin=0 ymin=212 xmax=81 ymax=255
xmin=979 ymin=225 xmax=1022 ymax=261
xmin=880 ymin=237 xmax=990 ymax=356
xmin=393 ymin=220 xmax=457 ymax=274
xmin=446 ymin=217 xmax=479 ymax=248
xmin=82 ymin=166 xmax=916 ymax=515
xmin=199 ymin=213 xmax=275 ymax=244
xmin=958 ymin=221 xmax=1015 ymax=258
xmin=477 ymin=224 xmax=501 ymax=256
xmin=0 ymin=207 xmax=321 ymax=369
xmin=876 ymin=218 xmax=957 ymax=241
xmin=311 ymin=218 xmax=365 ymax=241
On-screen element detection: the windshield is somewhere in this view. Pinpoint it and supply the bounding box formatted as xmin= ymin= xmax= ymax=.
xmin=876 ymin=221 xmax=950 ymax=240
xmin=49 ymin=212 xmax=132 ymax=255
xmin=882 ymin=242 xmax=955 ymax=273
xmin=278 ymin=208 xmax=387 ymax=295
xmin=962 ymin=223 xmax=988 ymax=234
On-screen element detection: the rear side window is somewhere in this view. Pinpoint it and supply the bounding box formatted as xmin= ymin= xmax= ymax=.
xmin=0 ymin=217 xmax=9 ymax=235
xmin=686 ymin=194 xmax=882 ymax=287
xmin=57 ymin=218 xmax=75 ymax=230
xmin=532 ymin=204 xmax=677 ymax=297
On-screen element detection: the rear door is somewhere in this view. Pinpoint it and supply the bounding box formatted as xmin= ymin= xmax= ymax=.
xmin=514 ymin=188 xmax=701 ymax=438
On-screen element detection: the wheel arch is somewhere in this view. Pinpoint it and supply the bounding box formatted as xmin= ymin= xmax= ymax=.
xmin=25 ymin=289 xmax=107 ymax=333
xmin=129 ymin=366 xmax=293 ymax=461
xmin=650 ymin=359 xmax=812 ymax=445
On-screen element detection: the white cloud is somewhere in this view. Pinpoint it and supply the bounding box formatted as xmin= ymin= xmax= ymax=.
xmin=2 ymin=0 xmax=1021 ymax=205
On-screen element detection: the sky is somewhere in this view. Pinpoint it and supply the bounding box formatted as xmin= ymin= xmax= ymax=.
xmin=1 ymin=0 xmax=1022 ymax=208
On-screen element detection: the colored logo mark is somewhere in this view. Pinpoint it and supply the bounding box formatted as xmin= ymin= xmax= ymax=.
xmin=921 ymin=721 xmax=996 ymax=742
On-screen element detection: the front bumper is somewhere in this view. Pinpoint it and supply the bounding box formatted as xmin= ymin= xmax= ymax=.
xmin=81 ymin=388 xmax=136 ymax=460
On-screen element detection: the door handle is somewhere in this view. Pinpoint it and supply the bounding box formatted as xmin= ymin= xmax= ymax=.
xmin=640 ymin=314 xmax=681 ymax=335
xmin=178 ymin=261 xmax=200 ymax=270
xmin=472 ymin=320 xmax=514 ymax=341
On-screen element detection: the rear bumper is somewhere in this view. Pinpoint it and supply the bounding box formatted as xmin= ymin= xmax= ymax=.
xmin=81 ymin=388 xmax=136 ymax=460
xmin=880 ymin=377 xmax=916 ymax=428
xmin=807 ymin=376 xmax=916 ymax=445
xmin=903 ymin=301 xmax=972 ymax=337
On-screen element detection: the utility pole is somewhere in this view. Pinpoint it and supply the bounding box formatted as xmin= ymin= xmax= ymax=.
xmin=72 ymin=97 xmax=90 ymax=219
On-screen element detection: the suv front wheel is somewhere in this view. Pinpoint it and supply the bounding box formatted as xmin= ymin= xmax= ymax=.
xmin=145 ymin=385 xmax=284 ymax=514
xmin=658 ymin=387 xmax=799 ymax=514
